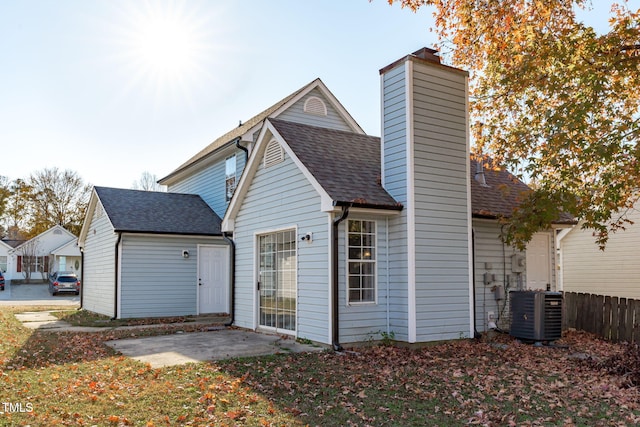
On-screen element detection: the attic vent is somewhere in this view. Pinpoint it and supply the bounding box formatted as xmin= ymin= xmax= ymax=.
xmin=96 ymin=204 xmax=104 ymax=218
xmin=264 ymin=139 xmax=284 ymax=168
xmin=53 ymin=229 xmax=62 ymax=235
xmin=303 ymin=96 xmax=327 ymax=116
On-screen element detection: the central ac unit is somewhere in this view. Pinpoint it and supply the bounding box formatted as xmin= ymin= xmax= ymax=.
xmin=510 ymin=291 xmax=562 ymax=342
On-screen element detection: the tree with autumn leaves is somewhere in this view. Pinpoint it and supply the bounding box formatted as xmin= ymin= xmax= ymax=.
xmin=389 ymin=0 xmax=640 ymax=249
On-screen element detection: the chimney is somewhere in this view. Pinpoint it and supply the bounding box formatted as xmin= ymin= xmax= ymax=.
xmin=411 ymin=47 xmax=441 ymax=64
xmin=379 ymin=48 xmax=472 ymax=343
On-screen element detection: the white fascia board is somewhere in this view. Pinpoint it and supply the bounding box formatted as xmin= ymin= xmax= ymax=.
xmin=222 ymin=124 xmax=273 ymax=232
xmin=78 ymin=189 xmax=99 ymax=246
xmin=325 ymin=206 xmax=402 ymax=217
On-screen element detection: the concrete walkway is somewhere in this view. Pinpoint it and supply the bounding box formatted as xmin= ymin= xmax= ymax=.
xmin=106 ymin=329 xmax=325 ymax=368
xmin=14 ymin=310 xmax=326 ymax=367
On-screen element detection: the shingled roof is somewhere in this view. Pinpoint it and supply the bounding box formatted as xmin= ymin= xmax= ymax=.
xmin=269 ymin=119 xmax=401 ymax=210
xmin=94 ymin=187 xmax=222 ymax=236
xmin=469 ymin=158 xmax=532 ymax=219
xmin=269 ymin=119 xmax=544 ymax=217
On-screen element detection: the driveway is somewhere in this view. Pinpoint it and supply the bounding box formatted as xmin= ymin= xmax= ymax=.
xmin=0 ymin=280 xmax=80 ymax=306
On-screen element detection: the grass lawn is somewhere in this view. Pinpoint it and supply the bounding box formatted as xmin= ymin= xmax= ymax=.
xmin=1 ymin=306 xmax=640 ymax=426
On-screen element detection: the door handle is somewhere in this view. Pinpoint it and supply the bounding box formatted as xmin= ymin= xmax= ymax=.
xmin=198 ymin=279 xmax=202 ymax=286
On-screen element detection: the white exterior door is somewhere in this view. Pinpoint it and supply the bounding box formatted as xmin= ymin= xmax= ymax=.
xmin=198 ymin=246 xmax=229 ymax=314
xmin=526 ymin=232 xmax=552 ymax=290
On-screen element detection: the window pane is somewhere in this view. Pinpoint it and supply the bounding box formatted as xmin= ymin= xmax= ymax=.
xmin=348 ymin=262 xmax=360 ymax=275
xmin=348 ymin=276 xmax=361 ymax=290
xmin=362 ymin=233 xmax=375 ymax=247
xmin=348 ymin=233 xmax=361 ymax=247
xmin=348 ymin=248 xmax=361 ymax=260
xmin=361 ymin=262 xmax=374 ymax=275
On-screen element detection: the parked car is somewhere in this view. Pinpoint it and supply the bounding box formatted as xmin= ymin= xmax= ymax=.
xmin=48 ymin=271 xmax=80 ymax=296
xmin=0 ymin=271 xmax=4 ymax=291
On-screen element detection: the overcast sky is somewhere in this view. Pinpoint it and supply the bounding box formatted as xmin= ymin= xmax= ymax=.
xmin=0 ymin=0 xmax=616 ymax=189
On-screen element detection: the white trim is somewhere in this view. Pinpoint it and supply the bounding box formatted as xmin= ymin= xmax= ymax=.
xmin=465 ymin=74 xmax=474 ymax=339
xmin=326 ymin=206 xmax=402 ymax=217
xmin=405 ymin=60 xmax=417 ymax=343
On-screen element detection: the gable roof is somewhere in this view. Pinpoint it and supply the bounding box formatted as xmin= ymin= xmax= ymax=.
xmin=94 ymin=187 xmax=222 ymax=236
xmin=159 ymin=78 xmax=364 ymax=185
xmin=269 ymin=119 xmax=400 ymax=209
xmin=12 ymin=225 xmax=76 ymax=253
xmin=50 ymin=238 xmax=81 ymax=256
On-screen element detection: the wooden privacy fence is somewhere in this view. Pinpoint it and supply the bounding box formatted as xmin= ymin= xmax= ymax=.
xmin=563 ymin=292 xmax=640 ymax=344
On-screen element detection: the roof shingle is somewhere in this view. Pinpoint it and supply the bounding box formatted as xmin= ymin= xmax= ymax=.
xmin=269 ymin=119 xmax=401 ymax=210
xmin=95 ymin=187 xmax=222 ymax=236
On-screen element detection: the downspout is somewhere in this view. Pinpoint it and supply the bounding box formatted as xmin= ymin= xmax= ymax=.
xmin=471 ymin=229 xmax=480 ymax=338
xmin=112 ymin=232 xmax=122 ymax=320
xmin=222 ymin=232 xmax=236 ymax=326
xmin=79 ymin=247 xmax=84 ymax=310
xmin=332 ymin=204 xmax=350 ymax=351
xmin=235 ymin=137 xmax=248 ymax=164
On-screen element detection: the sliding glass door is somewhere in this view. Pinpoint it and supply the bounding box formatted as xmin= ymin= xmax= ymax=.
xmin=258 ymin=229 xmax=296 ymax=333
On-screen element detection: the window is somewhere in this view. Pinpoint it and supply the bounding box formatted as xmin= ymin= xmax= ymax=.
xmin=0 ymin=256 xmax=6 ymax=273
xmin=225 ymin=155 xmax=237 ymax=202
xmin=347 ymin=220 xmax=376 ymax=304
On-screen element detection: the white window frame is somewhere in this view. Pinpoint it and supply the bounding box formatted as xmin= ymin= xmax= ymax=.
xmin=0 ymin=256 xmax=7 ymax=273
xmin=346 ymin=219 xmax=377 ymax=305
xmin=225 ymin=154 xmax=237 ymax=202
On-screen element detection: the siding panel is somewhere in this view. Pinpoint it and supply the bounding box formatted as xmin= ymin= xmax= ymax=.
xmin=82 ymin=201 xmax=117 ymax=317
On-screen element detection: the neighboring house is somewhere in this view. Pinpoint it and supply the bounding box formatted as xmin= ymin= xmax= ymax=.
xmin=81 ymin=47 xmax=566 ymax=344
xmin=78 ymin=187 xmax=228 ymax=319
xmin=5 ymin=225 xmax=81 ymax=282
xmin=0 ymin=240 xmax=14 ymax=278
xmin=558 ymin=206 xmax=640 ymax=299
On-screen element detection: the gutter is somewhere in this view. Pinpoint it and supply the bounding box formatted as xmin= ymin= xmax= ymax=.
xmin=222 ymin=232 xmax=236 ymax=326
xmin=331 ymin=204 xmax=350 ymax=351
xmin=112 ymin=232 xmax=122 ymax=320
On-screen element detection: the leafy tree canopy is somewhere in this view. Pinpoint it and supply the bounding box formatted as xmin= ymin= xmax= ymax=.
xmin=388 ymin=0 xmax=640 ymax=249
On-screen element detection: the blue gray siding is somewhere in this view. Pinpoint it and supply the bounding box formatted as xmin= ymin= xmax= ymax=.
xmin=233 ymin=142 xmax=331 ymax=344
xmin=381 ymin=63 xmax=410 ymax=342
xmin=472 ymin=219 xmax=518 ymax=332
xmin=82 ymin=201 xmax=118 ymax=317
xmin=278 ymin=88 xmax=353 ymax=131
xmin=119 ymin=235 xmax=223 ymax=318
xmin=412 ymin=61 xmax=471 ymax=341
xmin=337 ymin=216 xmax=391 ymax=344
xmin=168 ymin=148 xmax=247 ymax=218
